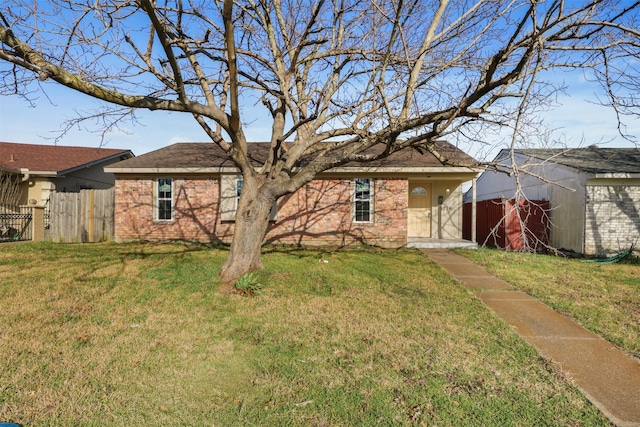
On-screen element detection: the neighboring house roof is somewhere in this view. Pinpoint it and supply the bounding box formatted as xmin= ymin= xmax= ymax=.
xmin=105 ymin=141 xmax=477 ymax=173
xmin=508 ymin=146 xmax=640 ymax=175
xmin=0 ymin=141 xmax=134 ymax=176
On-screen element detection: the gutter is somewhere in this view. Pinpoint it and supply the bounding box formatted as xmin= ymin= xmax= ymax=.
xmin=18 ymin=169 xmax=59 ymax=178
xmin=594 ymin=172 xmax=640 ymax=179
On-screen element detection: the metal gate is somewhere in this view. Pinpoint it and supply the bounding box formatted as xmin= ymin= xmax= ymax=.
xmin=0 ymin=205 xmax=33 ymax=242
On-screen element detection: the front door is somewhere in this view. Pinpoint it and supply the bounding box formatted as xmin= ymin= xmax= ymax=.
xmin=408 ymin=182 xmax=432 ymax=237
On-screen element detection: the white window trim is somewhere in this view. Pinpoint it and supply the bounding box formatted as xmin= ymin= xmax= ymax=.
xmin=353 ymin=178 xmax=374 ymax=223
xmin=235 ymin=178 xmax=243 ymax=212
xmin=220 ymin=175 xmax=278 ymax=222
xmin=155 ymin=178 xmax=174 ymax=221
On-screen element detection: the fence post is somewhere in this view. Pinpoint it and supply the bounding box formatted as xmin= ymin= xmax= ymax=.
xmin=471 ymin=177 xmax=477 ymax=243
xmin=31 ymin=206 xmax=45 ymax=242
xmin=88 ymin=189 xmax=95 ymax=243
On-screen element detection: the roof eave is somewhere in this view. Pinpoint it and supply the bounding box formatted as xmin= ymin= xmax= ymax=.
xmin=0 ymin=166 xmax=23 ymax=175
xmin=327 ymin=166 xmax=480 ymax=174
xmin=105 ymin=166 xmax=481 ymax=175
xmin=104 ymin=167 xmax=236 ymax=174
xmin=16 ymin=169 xmax=60 ymax=178
xmin=60 ymin=150 xmax=134 ymax=175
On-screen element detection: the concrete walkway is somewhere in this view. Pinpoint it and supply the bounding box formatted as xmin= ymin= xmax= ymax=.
xmin=423 ymin=249 xmax=640 ymax=427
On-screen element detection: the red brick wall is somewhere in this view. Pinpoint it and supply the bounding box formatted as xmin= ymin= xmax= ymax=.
xmin=114 ymin=176 xmax=408 ymax=247
xmin=114 ymin=177 xmax=230 ymax=243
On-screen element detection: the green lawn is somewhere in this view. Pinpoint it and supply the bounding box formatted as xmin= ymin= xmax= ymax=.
xmin=457 ymin=248 xmax=640 ymax=359
xmin=0 ymin=242 xmax=610 ymax=426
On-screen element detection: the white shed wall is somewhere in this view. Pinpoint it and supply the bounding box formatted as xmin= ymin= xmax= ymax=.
xmin=474 ymin=152 xmax=588 ymax=252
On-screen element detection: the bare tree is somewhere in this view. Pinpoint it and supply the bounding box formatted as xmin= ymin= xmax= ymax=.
xmin=0 ymin=171 xmax=22 ymax=206
xmin=1 ymin=0 xmax=639 ymax=286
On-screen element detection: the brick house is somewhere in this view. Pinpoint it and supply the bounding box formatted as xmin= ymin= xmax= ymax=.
xmin=104 ymin=142 xmax=479 ymax=248
xmin=470 ymin=146 xmax=640 ymax=255
xmin=0 ymin=141 xmax=133 ymax=206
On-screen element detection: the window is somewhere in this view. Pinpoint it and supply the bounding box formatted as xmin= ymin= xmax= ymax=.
xmin=235 ymin=179 xmax=243 ymax=211
xmin=354 ymin=178 xmax=373 ymax=222
xmin=156 ymin=178 xmax=173 ymax=220
xmin=220 ymin=176 xmax=277 ymax=221
xmin=411 ymin=186 xmax=428 ymax=195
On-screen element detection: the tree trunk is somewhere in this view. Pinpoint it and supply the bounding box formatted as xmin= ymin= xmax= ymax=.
xmin=218 ymin=186 xmax=273 ymax=291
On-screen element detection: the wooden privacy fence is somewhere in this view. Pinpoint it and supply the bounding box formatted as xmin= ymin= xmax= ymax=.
xmin=463 ymin=198 xmax=550 ymax=250
xmin=48 ymin=188 xmax=115 ymax=243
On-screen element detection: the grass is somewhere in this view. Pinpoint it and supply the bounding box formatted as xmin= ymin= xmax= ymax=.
xmin=456 ymin=248 xmax=640 ymax=359
xmin=0 ymin=242 xmax=611 ymax=426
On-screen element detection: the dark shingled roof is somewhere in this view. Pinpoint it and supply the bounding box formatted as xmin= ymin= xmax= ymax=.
xmin=514 ymin=146 xmax=640 ymax=174
xmin=0 ymin=141 xmax=133 ymax=173
xmin=110 ymin=141 xmax=476 ymax=170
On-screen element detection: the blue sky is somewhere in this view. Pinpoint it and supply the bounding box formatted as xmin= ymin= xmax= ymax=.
xmin=1 ymin=72 xmax=638 ymax=160
xmin=1 ymin=1 xmax=639 ymax=160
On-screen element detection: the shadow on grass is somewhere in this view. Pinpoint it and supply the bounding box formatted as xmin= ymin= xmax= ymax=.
xmin=120 ymin=240 xmax=229 ymax=259
xmin=261 ymin=245 xmax=337 ymax=260
xmin=261 ymin=242 xmax=410 ymax=260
